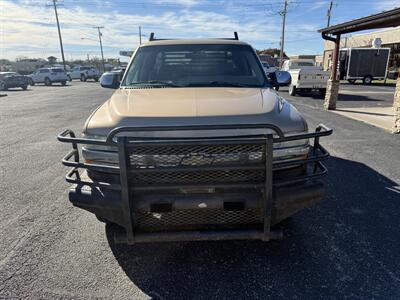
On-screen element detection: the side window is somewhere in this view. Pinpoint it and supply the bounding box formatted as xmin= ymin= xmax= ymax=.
xmin=40 ymin=69 xmax=48 ymax=73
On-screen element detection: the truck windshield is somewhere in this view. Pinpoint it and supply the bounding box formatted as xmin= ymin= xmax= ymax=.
xmin=122 ymin=44 xmax=268 ymax=88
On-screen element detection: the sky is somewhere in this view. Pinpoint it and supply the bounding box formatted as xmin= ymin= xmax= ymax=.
xmin=0 ymin=0 xmax=399 ymax=62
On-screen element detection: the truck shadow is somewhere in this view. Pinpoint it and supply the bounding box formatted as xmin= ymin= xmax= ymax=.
xmin=106 ymin=156 xmax=400 ymax=299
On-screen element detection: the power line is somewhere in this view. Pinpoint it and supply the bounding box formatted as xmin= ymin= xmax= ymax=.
xmin=327 ymin=1 xmax=333 ymax=27
xmin=52 ymin=0 xmax=66 ymax=70
xmin=279 ymin=0 xmax=288 ymax=68
xmin=93 ymin=26 xmax=105 ymax=72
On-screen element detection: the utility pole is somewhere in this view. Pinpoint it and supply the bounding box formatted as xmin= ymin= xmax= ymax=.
xmin=94 ymin=26 xmax=105 ymax=72
xmin=327 ymin=1 xmax=333 ymax=27
xmin=279 ymin=0 xmax=288 ymax=68
xmin=139 ymin=26 xmax=142 ymax=45
xmin=52 ymin=0 xmax=66 ymax=70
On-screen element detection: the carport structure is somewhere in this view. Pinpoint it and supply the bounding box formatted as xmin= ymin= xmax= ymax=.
xmin=319 ymin=8 xmax=400 ymax=133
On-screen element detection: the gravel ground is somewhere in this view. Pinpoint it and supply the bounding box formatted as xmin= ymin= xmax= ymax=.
xmin=0 ymin=81 xmax=399 ymax=299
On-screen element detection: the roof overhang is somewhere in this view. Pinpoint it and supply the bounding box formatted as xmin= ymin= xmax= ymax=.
xmin=319 ymin=7 xmax=400 ymax=36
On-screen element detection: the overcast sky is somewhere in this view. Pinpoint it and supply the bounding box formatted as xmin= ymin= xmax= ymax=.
xmin=0 ymin=0 xmax=399 ymax=61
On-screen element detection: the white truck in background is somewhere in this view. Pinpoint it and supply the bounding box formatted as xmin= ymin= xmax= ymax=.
xmin=261 ymin=61 xmax=277 ymax=74
xmin=68 ymin=66 xmax=100 ymax=82
xmin=281 ymin=59 xmax=329 ymax=97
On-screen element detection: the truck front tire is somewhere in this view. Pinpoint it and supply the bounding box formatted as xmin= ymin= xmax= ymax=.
xmin=44 ymin=77 xmax=52 ymax=86
xmin=80 ymin=74 xmax=87 ymax=82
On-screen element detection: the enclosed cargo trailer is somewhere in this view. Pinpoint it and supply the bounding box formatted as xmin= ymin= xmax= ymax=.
xmin=339 ymin=47 xmax=390 ymax=84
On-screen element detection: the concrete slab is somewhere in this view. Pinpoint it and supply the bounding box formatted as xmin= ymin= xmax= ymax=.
xmin=332 ymin=106 xmax=395 ymax=132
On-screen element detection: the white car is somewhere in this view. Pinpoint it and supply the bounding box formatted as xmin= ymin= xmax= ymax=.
xmin=281 ymin=59 xmax=329 ymax=96
xmin=28 ymin=68 xmax=69 ymax=86
xmin=68 ymin=66 xmax=100 ymax=82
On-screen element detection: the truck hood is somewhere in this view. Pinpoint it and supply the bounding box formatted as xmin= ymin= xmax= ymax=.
xmin=84 ymin=87 xmax=307 ymax=137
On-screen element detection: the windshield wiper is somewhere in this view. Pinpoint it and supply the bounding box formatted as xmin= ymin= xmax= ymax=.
xmin=128 ymin=80 xmax=182 ymax=87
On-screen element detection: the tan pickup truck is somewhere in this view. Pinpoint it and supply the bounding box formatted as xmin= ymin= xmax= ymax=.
xmin=58 ymin=33 xmax=332 ymax=244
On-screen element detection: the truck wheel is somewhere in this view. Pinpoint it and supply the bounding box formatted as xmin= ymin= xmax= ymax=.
xmin=363 ymin=75 xmax=372 ymax=85
xmin=67 ymin=75 xmax=72 ymax=81
xmin=80 ymin=74 xmax=87 ymax=82
xmin=61 ymin=81 xmax=66 ymax=86
xmin=44 ymin=77 xmax=52 ymax=86
xmin=29 ymin=79 xmax=35 ymax=86
xmin=21 ymin=85 xmax=28 ymax=90
xmin=347 ymin=79 xmax=356 ymax=84
xmin=289 ymin=84 xmax=297 ymax=96
xmin=0 ymin=81 xmax=5 ymax=91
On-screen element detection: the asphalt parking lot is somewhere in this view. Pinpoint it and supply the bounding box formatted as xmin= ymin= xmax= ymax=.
xmin=1 ymin=81 xmax=399 ymax=299
xmin=280 ymin=82 xmax=396 ymax=109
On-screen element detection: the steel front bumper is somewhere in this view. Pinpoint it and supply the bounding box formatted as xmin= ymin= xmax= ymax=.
xmin=69 ymin=180 xmax=324 ymax=243
xmin=58 ymin=123 xmax=332 ymax=244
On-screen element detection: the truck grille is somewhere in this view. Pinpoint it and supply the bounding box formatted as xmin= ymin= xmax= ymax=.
xmin=130 ymin=144 xmax=264 ymax=168
xmin=135 ymin=209 xmax=263 ymax=231
xmin=133 ymin=169 xmax=264 ymax=185
xmin=128 ymin=143 xmax=266 ymax=187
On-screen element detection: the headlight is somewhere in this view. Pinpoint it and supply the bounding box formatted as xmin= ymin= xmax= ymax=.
xmin=273 ymin=138 xmax=309 ymax=160
xmin=82 ymin=133 xmax=118 ymax=164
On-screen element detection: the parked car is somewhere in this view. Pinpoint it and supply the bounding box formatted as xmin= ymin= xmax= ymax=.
xmin=58 ymin=33 xmax=332 ymax=244
xmin=28 ymin=68 xmax=69 ymax=86
xmin=281 ymin=59 xmax=329 ymax=96
xmin=99 ymin=68 xmax=126 ymax=88
xmin=0 ymin=72 xmax=30 ymax=90
xmin=68 ymin=66 xmax=100 ymax=82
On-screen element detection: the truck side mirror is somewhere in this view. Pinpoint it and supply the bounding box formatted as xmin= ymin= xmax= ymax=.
xmin=100 ymin=73 xmax=120 ymax=89
xmin=268 ymin=71 xmax=291 ymax=87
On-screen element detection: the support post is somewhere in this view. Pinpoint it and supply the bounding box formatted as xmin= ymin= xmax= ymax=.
xmin=52 ymin=0 xmax=66 ymax=71
xmin=262 ymin=135 xmax=274 ymax=241
xmin=393 ymin=69 xmax=400 ymax=134
xmin=117 ymin=137 xmax=135 ymax=244
xmin=279 ymin=0 xmax=288 ymax=69
xmin=324 ymin=34 xmax=341 ymax=110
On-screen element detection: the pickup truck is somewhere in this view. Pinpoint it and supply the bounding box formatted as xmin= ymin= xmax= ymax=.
xmin=281 ymin=59 xmax=329 ymax=97
xmin=58 ymin=33 xmax=332 ymax=244
xmin=261 ymin=61 xmax=277 ymax=74
xmin=68 ymin=66 xmax=100 ymax=82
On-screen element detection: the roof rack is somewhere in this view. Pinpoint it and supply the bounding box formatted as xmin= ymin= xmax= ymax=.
xmin=148 ymin=32 xmax=239 ymax=41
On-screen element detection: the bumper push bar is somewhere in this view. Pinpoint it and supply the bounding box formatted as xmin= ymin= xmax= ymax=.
xmin=58 ymin=123 xmax=332 ymax=244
